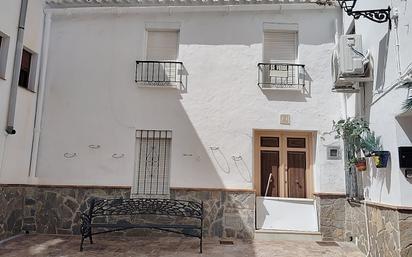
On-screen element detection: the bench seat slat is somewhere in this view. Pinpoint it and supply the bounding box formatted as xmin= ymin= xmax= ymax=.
xmin=90 ymin=223 xmax=200 ymax=229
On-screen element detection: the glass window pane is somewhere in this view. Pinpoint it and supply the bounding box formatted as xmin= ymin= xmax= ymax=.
xmin=287 ymin=138 xmax=306 ymax=148
xmin=261 ymin=137 xmax=279 ymax=147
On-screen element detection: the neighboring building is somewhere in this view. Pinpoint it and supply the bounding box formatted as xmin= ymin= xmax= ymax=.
xmin=0 ymin=0 xmax=411 ymax=256
xmin=331 ymin=0 xmax=412 ymax=256
xmin=0 ymin=0 xmax=45 ymax=239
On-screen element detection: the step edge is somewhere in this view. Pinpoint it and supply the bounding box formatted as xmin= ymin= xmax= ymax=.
xmin=255 ymin=229 xmax=321 ymax=235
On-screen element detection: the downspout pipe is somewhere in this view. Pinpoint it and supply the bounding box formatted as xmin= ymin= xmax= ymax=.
xmin=6 ymin=0 xmax=28 ymax=135
xmin=29 ymin=12 xmax=51 ymax=178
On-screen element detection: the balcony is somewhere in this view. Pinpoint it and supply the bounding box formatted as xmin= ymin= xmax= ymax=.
xmin=258 ymin=63 xmax=306 ymax=90
xmin=135 ymin=61 xmax=183 ymax=88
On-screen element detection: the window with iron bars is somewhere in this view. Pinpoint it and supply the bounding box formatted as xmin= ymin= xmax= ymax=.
xmin=132 ymin=130 xmax=172 ymax=198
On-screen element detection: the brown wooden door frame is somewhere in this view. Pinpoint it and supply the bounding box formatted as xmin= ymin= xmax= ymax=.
xmin=253 ymin=129 xmax=314 ymax=198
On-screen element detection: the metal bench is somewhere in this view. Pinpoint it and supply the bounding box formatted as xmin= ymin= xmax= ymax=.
xmin=80 ymin=198 xmax=204 ymax=253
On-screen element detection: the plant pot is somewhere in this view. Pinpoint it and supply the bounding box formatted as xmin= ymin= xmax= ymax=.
xmin=362 ymin=150 xmax=372 ymax=158
xmin=371 ymin=151 xmax=390 ymax=168
xmin=355 ymin=158 xmax=367 ymax=172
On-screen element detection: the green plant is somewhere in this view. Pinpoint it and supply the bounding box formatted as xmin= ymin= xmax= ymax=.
xmin=403 ymin=96 xmax=412 ymax=111
xmin=400 ymin=82 xmax=412 ymax=112
xmin=333 ymin=118 xmax=370 ymax=166
xmin=315 ymin=0 xmax=334 ymax=6
xmin=361 ymin=131 xmax=382 ymax=156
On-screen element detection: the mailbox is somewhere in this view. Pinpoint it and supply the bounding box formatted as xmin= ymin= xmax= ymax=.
xmin=399 ymin=147 xmax=412 ymax=179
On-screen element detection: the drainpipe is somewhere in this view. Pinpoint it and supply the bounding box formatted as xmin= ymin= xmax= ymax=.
xmin=6 ymin=0 xmax=28 ymax=135
xmin=29 ymin=11 xmax=51 ymax=178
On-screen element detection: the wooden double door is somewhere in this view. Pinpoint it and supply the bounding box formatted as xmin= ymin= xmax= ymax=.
xmin=254 ymin=131 xmax=313 ymax=198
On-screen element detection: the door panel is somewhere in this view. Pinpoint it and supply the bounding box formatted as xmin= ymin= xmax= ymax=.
xmin=260 ymin=151 xmax=279 ymax=197
xmin=255 ymin=132 xmax=312 ymax=198
xmin=287 ymin=151 xmax=306 ymax=198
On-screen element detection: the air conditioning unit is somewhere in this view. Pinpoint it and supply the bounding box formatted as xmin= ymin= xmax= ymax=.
xmin=339 ymin=35 xmax=365 ymax=77
xmin=331 ymin=34 xmax=373 ymax=93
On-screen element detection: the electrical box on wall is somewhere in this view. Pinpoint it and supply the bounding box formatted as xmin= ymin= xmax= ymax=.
xmin=399 ymin=147 xmax=412 ymax=179
xmin=327 ymin=146 xmax=341 ymax=160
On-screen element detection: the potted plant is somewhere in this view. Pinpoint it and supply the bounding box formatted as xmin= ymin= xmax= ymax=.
xmin=361 ymin=131 xmax=390 ymax=168
xmin=371 ymin=151 xmax=390 ymax=168
xmin=354 ymin=157 xmax=367 ymax=171
xmin=361 ymin=131 xmax=382 ymax=157
xmin=333 ymin=118 xmax=370 ymax=171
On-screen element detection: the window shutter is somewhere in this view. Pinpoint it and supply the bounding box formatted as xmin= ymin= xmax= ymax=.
xmin=263 ymin=31 xmax=297 ymax=62
xmin=146 ymin=31 xmax=179 ymax=61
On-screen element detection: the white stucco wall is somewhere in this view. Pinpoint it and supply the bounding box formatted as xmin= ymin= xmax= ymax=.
xmin=0 ymin=0 xmax=45 ymax=184
xmin=342 ymin=0 xmax=412 ymax=206
xmin=0 ymin=5 xmax=345 ymax=193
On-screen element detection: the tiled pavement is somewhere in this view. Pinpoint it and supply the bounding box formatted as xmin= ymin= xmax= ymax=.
xmin=0 ymin=234 xmax=364 ymax=257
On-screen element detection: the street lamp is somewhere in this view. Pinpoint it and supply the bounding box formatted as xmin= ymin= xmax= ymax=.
xmin=336 ymin=0 xmax=391 ymax=28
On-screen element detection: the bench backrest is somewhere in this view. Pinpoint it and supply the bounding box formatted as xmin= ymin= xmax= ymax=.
xmin=88 ymin=198 xmax=203 ymax=219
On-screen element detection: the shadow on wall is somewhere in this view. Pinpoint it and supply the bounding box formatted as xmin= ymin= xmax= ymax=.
xmin=261 ymin=89 xmax=308 ymax=102
xmin=178 ymin=12 xmax=336 ymax=46
xmin=396 ymin=115 xmax=412 ymax=144
xmin=210 ymin=147 xmax=231 ymax=174
xmin=232 ymin=155 xmax=252 ymax=183
xmin=260 ymin=68 xmax=313 ymax=102
xmin=1 ymin=88 xmax=258 ymax=244
xmin=375 ymin=30 xmax=390 ymax=92
xmin=179 ymin=64 xmax=189 ymax=93
xmin=364 ymin=157 xmax=392 ymax=202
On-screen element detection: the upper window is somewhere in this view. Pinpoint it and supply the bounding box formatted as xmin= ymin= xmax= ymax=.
xmin=18 ymin=48 xmax=37 ymax=92
xmin=0 ymin=32 xmax=10 ymax=79
xmin=263 ymin=31 xmax=298 ymax=62
xmin=146 ymin=31 xmax=179 ymax=61
xmin=259 ymin=29 xmax=304 ymax=90
xmin=19 ymin=49 xmax=32 ymax=88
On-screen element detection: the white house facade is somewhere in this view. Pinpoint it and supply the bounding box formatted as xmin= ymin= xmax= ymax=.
xmin=0 ymin=0 xmax=411 ymax=256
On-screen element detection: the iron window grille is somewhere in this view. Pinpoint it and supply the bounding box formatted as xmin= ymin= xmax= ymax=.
xmin=132 ymin=130 xmax=172 ymax=198
xmin=258 ymin=63 xmax=305 ymax=90
xmin=135 ymin=61 xmax=183 ymax=87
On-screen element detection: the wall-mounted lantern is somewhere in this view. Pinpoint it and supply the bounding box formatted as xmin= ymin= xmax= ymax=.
xmin=336 ymin=0 xmax=392 ymax=29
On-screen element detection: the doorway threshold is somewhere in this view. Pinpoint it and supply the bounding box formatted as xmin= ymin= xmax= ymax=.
xmin=255 ymin=229 xmax=322 ymax=241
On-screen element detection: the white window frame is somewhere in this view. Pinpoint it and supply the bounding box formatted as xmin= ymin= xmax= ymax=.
xmin=0 ymin=31 xmax=10 ymax=80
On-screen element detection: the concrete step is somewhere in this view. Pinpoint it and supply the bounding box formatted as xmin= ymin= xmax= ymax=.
xmin=255 ymin=229 xmax=322 ymax=241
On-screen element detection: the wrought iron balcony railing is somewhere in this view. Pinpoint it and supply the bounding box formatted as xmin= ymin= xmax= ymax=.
xmin=135 ymin=61 xmax=183 ymax=87
xmin=258 ymin=63 xmax=306 ymax=90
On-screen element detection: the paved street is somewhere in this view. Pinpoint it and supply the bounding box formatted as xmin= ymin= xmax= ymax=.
xmin=0 ymin=234 xmax=364 ymax=257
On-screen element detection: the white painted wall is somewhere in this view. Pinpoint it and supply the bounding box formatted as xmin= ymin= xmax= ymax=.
xmin=0 ymin=0 xmax=45 ymax=184
xmin=0 ymin=5 xmax=346 ymax=193
xmin=342 ymin=0 xmax=412 ymax=206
